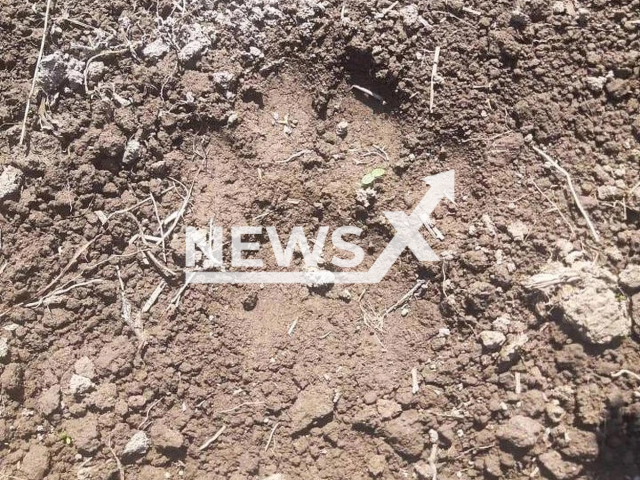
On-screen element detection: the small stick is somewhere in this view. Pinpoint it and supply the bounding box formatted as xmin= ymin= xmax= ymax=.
xmin=277 ymin=149 xmax=312 ymax=164
xmin=35 ymin=237 xmax=97 ymax=298
xmin=107 ymin=435 xmax=125 ymax=480
xmin=515 ymin=372 xmax=522 ymax=395
xmin=168 ymin=271 xmax=196 ymax=308
xmin=144 ymin=250 xmax=178 ymax=278
xmin=532 ymin=180 xmax=576 ymax=237
xmin=149 ymin=193 xmax=167 ymax=262
xmin=142 ymin=280 xmax=166 ymax=313
xmin=138 ymin=398 xmax=162 ymax=429
xmin=106 ymin=185 xmax=176 ymax=221
xmin=376 ymin=1 xmax=398 ymax=18
xmin=264 ymin=422 xmax=280 ymax=451
xmin=411 ymin=367 xmax=420 ymax=394
xmin=462 ymin=6 xmax=482 ymax=16
xmin=429 ymin=46 xmax=441 ymax=114
xmin=532 ymin=146 xmax=599 ymax=242
xmin=211 ymin=401 xmax=265 ymax=416
xmin=199 ymin=425 xmax=226 ymax=451
xmin=428 ymin=429 xmax=439 ymax=480
xmin=160 ymin=181 xmax=193 ymax=242
xmin=19 ymin=0 xmax=53 ymax=145
xmin=25 ymin=279 xmax=103 ymax=308
xmin=384 ymin=280 xmax=425 ymax=317
xmin=351 ymin=85 xmax=386 ymax=105
xmin=287 ymin=318 xmax=298 ymax=336
xmin=612 ymin=369 xmax=640 ymax=382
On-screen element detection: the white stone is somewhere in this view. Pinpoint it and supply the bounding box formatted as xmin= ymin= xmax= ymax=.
xmin=0 ymin=337 xmax=9 ymax=360
xmin=122 ymin=431 xmax=150 ymax=457
xmin=69 ymin=374 xmax=94 ymax=396
xmin=479 ymin=330 xmax=506 ymax=351
xmin=507 ymin=221 xmax=528 ymax=241
xmin=179 ymin=40 xmax=207 ymax=63
xmin=0 ymin=166 xmax=23 ymax=200
xmin=143 ymin=38 xmax=170 ymax=60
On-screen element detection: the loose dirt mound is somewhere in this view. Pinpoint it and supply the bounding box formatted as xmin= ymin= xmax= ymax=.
xmin=1 ymin=1 xmax=639 ymax=479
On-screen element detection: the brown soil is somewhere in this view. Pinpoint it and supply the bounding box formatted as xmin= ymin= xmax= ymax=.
xmin=1 ymin=1 xmax=639 ymax=479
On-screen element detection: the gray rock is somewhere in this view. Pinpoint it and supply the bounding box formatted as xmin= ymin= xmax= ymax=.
xmin=368 ymin=454 xmax=386 ymax=477
xmin=69 ymin=374 xmax=94 ymax=396
xmin=74 ymin=356 xmax=96 ymax=379
xmin=37 ymin=51 xmax=67 ymax=92
xmin=497 ymin=415 xmax=542 ymax=450
xmin=0 ymin=166 xmax=24 ymax=200
xmin=179 ymin=40 xmax=207 ymax=63
xmin=143 ymin=38 xmax=170 ymax=61
xmin=507 ymin=221 xmax=528 ymax=241
xmin=289 ymin=384 xmax=334 ymax=433
xmin=479 ymin=330 xmax=506 ymax=351
xmin=0 ymin=337 xmax=9 ymax=361
xmin=585 ymin=76 xmax=606 ymax=92
xmin=122 ymin=431 xmax=150 ymax=458
xmin=336 ymin=120 xmax=349 ymax=137
xmin=122 ymin=139 xmax=141 ymax=165
xmin=597 ymin=185 xmax=621 ymax=201
xmin=212 ymin=71 xmax=234 ymax=88
xmin=399 ymin=4 xmax=419 ymax=27
xmin=546 ymin=401 xmax=566 ymax=424
xmin=619 ymin=264 xmax=640 ymax=293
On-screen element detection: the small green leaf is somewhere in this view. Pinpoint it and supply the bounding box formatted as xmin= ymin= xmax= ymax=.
xmin=361 ymin=173 xmax=376 ymax=185
xmin=60 ymin=432 xmax=73 ymax=446
xmin=371 ymin=168 xmax=386 ymax=178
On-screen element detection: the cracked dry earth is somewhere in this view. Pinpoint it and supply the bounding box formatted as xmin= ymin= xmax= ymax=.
xmin=1 ymin=0 xmax=640 ymax=479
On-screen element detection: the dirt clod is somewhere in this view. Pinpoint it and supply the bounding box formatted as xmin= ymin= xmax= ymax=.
xmin=150 ymin=423 xmax=185 ymax=453
xmin=289 ymin=384 xmax=334 ymax=433
xmin=538 ymin=450 xmax=581 ymax=480
xmin=497 ymin=415 xmax=542 ymax=450
xmin=20 ymin=444 xmax=50 ymax=480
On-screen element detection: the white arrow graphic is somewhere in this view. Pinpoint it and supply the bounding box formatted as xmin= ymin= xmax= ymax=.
xmin=190 ymin=170 xmax=455 ymax=284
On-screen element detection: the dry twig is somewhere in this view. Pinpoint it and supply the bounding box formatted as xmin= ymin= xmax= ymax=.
xmin=277 ymin=149 xmax=312 ymax=164
xmin=19 ymin=0 xmax=53 ymax=145
xmin=264 ymin=422 xmax=280 ymax=451
xmin=107 ymin=435 xmax=125 ymax=480
xmin=612 ymin=369 xmax=640 ymax=382
xmin=429 ymin=47 xmax=441 ymax=114
xmin=199 ymin=425 xmax=227 ymax=451
xmin=532 ymin=146 xmax=599 ymax=242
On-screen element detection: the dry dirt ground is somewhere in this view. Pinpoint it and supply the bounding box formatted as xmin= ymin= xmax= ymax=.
xmin=1 ymin=0 xmax=640 ymax=479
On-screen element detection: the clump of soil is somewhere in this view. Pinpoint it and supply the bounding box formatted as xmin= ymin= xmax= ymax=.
xmin=1 ymin=0 xmax=639 ymax=479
